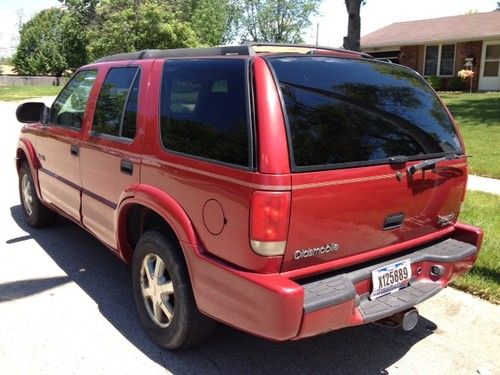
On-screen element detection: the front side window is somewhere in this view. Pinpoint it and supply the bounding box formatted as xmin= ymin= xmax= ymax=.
xmin=268 ymin=56 xmax=463 ymax=171
xmin=51 ymin=70 xmax=97 ymax=129
xmin=93 ymin=67 xmax=140 ymax=138
xmin=424 ymin=44 xmax=455 ymax=76
xmin=160 ymin=59 xmax=250 ymax=167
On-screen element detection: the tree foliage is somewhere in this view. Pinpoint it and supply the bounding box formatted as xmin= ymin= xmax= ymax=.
xmin=190 ymin=0 xmax=240 ymax=45
xmin=13 ymin=8 xmax=69 ymax=76
xmin=13 ymin=0 xmax=324 ymax=75
xmin=238 ymin=0 xmax=321 ymax=43
xmin=86 ymin=0 xmax=200 ymax=60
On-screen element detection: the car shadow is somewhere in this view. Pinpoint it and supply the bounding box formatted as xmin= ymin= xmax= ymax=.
xmin=9 ymin=205 xmax=436 ymax=374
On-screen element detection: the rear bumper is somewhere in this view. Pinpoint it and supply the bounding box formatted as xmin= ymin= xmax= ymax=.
xmin=183 ymin=223 xmax=482 ymax=341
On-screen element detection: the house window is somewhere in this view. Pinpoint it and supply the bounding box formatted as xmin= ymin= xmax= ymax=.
xmin=424 ymin=44 xmax=455 ymax=76
xmin=424 ymin=46 xmax=439 ymax=76
xmin=439 ymin=45 xmax=455 ymax=75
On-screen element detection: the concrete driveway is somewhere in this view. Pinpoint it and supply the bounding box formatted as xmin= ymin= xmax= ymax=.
xmin=0 ymin=98 xmax=499 ymax=375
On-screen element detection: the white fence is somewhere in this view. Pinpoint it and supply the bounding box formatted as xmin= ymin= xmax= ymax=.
xmin=0 ymin=75 xmax=69 ymax=87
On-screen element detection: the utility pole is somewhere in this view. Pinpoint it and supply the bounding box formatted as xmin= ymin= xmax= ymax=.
xmin=315 ymin=23 xmax=319 ymax=46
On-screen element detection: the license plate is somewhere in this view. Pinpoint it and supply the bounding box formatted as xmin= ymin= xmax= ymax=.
xmin=370 ymin=259 xmax=412 ymax=300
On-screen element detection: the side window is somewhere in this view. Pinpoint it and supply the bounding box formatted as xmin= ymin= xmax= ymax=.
xmin=51 ymin=70 xmax=97 ymax=129
xmin=93 ymin=67 xmax=140 ymax=139
xmin=160 ymin=60 xmax=249 ymax=167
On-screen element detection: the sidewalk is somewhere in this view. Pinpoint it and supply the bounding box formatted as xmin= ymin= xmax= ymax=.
xmin=468 ymin=175 xmax=500 ymax=195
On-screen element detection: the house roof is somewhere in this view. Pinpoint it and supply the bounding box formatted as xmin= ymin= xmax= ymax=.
xmin=361 ymin=11 xmax=500 ymax=49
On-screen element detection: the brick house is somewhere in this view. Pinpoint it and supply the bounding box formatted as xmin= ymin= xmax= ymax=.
xmin=360 ymin=11 xmax=500 ymax=91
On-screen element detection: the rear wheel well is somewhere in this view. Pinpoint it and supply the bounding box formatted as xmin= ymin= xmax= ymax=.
xmin=124 ymin=204 xmax=178 ymax=260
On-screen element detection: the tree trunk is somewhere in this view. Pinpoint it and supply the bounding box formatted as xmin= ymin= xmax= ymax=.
xmin=343 ymin=0 xmax=362 ymax=51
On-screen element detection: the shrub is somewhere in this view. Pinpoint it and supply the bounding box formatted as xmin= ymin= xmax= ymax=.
xmin=447 ymin=77 xmax=463 ymax=91
xmin=427 ymin=75 xmax=443 ymax=91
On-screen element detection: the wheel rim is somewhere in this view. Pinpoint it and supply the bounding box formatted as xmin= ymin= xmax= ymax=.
xmin=140 ymin=253 xmax=175 ymax=328
xmin=21 ymin=174 xmax=34 ymax=217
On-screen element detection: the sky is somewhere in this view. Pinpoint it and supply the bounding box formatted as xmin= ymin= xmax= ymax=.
xmin=0 ymin=0 xmax=498 ymax=57
xmin=305 ymin=0 xmax=499 ymax=47
xmin=0 ymin=0 xmax=60 ymax=57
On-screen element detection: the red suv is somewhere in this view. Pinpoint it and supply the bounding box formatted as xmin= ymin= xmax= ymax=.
xmin=15 ymin=43 xmax=483 ymax=350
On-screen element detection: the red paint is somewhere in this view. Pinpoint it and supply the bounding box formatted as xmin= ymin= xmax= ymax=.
xmin=253 ymin=57 xmax=290 ymax=174
xmin=15 ymin=48 xmax=483 ymax=342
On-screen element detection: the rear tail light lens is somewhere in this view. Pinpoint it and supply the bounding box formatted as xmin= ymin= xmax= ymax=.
xmin=250 ymin=191 xmax=290 ymax=256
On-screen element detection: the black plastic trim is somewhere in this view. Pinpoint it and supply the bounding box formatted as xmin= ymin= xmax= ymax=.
xmin=359 ymin=281 xmax=442 ymax=322
xmin=82 ymin=188 xmax=117 ymax=209
xmin=95 ymin=46 xmax=254 ymax=63
xmin=301 ymin=238 xmax=477 ymax=314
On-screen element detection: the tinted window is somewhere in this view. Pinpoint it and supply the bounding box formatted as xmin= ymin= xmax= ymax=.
xmin=93 ymin=67 xmax=140 ymax=138
xmin=268 ymin=56 xmax=462 ymax=170
xmin=160 ymin=60 xmax=249 ymax=167
xmin=51 ymin=70 xmax=97 ymax=129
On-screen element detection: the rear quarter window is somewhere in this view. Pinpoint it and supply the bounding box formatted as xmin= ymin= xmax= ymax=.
xmin=267 ymin=56 xmax=463 ymax=171
xmin=160 ymin=59 xmax=250 ymax=168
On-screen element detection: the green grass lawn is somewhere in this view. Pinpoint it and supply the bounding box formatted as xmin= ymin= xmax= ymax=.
xmin=0 ymin=86 xmax=61 ymax=101
xmin=440 ymin=92 xmax=500 ymax=179
xmin=453 ymin=191 xmax=500 ymax=304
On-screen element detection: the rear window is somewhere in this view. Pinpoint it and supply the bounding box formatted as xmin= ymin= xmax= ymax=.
xmin=267 ymin=56 xmax=463 ymax=171
xmin=160 ymin=59 xmax=250 ymax=168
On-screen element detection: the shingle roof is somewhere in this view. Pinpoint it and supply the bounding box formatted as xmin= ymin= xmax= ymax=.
xmin=361 ymin=11 xmax=500 ymax=49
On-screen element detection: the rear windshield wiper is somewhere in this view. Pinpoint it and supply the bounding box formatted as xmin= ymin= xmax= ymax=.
xmin=407 ymin=154 xmax=463 ymax=175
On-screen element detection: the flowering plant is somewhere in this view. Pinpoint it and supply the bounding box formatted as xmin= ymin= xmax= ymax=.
xmin=457 ymin=69 xmax=475 ymax=93
xmin=458 ymin=69 xmax=475 ymax=79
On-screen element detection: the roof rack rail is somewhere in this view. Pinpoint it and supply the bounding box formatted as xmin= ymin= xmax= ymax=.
xmin=93 ymin=43 xmax=372 ymax=63
xmin=94 ymin=45 xmax=253 ymax=63
xmin=245 ymin=42 xmax=373 ymax=58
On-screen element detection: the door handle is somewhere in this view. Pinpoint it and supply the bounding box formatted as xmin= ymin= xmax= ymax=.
xmin=70 ymin=144 xmax=79 ymax=156
xmin=120 ymin=159 xmax=134 ymax=175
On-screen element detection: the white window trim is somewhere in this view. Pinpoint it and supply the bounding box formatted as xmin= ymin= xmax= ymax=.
xmin=423 ymin=44 xmax=456 ymax=77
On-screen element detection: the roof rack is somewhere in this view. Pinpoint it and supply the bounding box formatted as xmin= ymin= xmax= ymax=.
xmin=245 ymin=42 xmax=373 ymax=58
xmin=94 ymin=45 xmax=253 ymax=63
xmin=94 ymin=43 xmax=372 ymax=63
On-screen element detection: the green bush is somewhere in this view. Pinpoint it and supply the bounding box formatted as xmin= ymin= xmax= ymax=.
xmin=447 ymin=77 xmax=463 ymax=91
xmin=427 ymin=75 xmax=443 ymax=90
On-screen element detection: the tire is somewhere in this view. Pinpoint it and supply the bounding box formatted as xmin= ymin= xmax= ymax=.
xmin=132 ymin=230 xmax=215 ymax=350
xmin=19 ymin=162 xmax=58 ymax=227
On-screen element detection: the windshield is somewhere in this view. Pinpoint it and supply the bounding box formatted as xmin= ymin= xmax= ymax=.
xmin=267 ymin=56 xmax=463 ymax=171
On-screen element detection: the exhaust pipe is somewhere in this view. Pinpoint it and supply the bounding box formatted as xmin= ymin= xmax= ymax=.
xmin=375 ymin=308 xmax=419 ymax=331
xmin=401 ymin=308 xmax=419 ymax=331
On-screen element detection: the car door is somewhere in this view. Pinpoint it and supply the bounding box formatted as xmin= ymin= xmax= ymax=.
xmin=79 ymin=63 xmax=147 ymax=249
xmin=37 ymin=70 xmax=98 ymax=221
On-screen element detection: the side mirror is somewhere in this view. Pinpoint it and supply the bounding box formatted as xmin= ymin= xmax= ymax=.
xmin=16 ymin=102 xmax=49 ymax=124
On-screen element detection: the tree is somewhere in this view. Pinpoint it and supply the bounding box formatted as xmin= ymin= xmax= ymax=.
xmin=58 ymin=0 xmax=99 ymax=67
xmin=343 ymin=0 xmax=364 ymax=51
xmin=191 ymin=0 xmax=240 ymax=45
xmin=13 ymin=8 xmax=68 ymax=76
xmin=58 ymin=0 xmax=99 ymax=23
xmin=497 ymin=1 xmax=500 ymax=10
xmin=86 ymin=0 xmax=201 ymax=60
xmin=238 ymin=0 xmax=322 ymax=43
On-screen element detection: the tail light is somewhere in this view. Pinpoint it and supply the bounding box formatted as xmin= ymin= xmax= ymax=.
xmin=250 ymin=191 xmax=290 ymax=256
